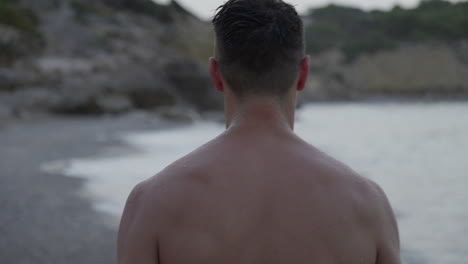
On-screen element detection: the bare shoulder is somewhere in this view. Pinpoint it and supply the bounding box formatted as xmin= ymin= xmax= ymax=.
xmin=309 ymin=148 xmax=399 ymax=240
xmin=329 ymin=155 xmax=398 ymax=231
xmin=317 ymin=153 xmax=400 ymax=263
xmin=123 ymin=144 xmax=217 ymax=221
xmin=349 ymin=172 xmax=399 ymax=236
xmin=307 ymin=148 xmax=393 ymax=209
xmin=357 ymin=177 xmax=400 ymax=263
xmin=117 ymin=177 xmax=163 ymax=263
xmin=118 ymin=152 xmax=212 ymax=263
xmin=329 ymin=159 xmax=400 ymax=263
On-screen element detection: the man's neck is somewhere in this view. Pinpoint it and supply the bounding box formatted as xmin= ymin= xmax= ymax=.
xmin=225 ymin=97 xmax=295 ymax=135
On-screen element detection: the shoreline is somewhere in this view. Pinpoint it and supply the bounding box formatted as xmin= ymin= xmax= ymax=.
xmin=0 ymin=112 xmax=178 ymax=264
xmin=2 ymin=96 xmax=467 ymax=126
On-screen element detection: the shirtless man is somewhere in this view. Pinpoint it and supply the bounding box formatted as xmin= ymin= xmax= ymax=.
xmin=117 ymin=0 xmax=400 ymax=263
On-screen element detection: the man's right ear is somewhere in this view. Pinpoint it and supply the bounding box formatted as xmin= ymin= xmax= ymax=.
xmin=296 ymin=55 xmax=310 ymax=92
xmin=209 ymin=57 xmax=224 ymax=93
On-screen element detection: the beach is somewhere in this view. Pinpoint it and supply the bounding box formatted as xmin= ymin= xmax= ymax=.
xmin=0 ymin=112 xmax=175 ymax=264
xmin=1 ymin=102 xmax=467 ymax=264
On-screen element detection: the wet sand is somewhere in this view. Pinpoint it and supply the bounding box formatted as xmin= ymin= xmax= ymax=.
xmin=0 ymin=113 xmax=175 ymax=264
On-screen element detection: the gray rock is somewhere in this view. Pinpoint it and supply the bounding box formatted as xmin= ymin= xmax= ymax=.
xmin=0 ymin=25 xmax=25 ymax=66
xmin=0 ymin=69 xmax=21 ymax=91
xmin=35 ymin=57 xmax=94 ymax=76
xmin=49 ymin=65 xmax=179 ymax=114
xmin=7 ymin=88 xmax=62 ymax=112
xmin=164 ymin=59 xmax=223 ymax=111
xmin=0 ymin=67 xmax=45 ymax=91
xmin=96 ymin=95 xmax=133 ymax=114
xmin=108 ymin=65 xmax=179 ymax=109
xmin=52 ymin=93 xmax=100 ymax=115
xmin=0 ymin=103 xmax=12 ymax=120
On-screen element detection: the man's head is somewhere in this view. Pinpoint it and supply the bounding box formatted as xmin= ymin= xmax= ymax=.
xmin=210 ymin=0 xmax=309 ymax=100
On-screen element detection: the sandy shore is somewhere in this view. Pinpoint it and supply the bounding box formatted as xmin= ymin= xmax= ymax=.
xmin=0 ymin=112 xmax=177 ymax=264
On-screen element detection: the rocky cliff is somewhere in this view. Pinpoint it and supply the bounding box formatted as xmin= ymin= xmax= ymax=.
xmin=303 ymin=41 xmax=468 ymax=100
xmin=0 ymin=0 xmax=220 ymax=119
xmin=1 ymin=0 xmax=467 ymax=119
xmin=302 ymin=1 xmax=468 ymax=100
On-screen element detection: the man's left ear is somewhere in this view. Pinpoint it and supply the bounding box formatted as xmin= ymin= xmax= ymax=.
xmin=209 ymin=57 xmax=224 ymax=93
xmin=296 ymin=56 xmax=310 ymax=91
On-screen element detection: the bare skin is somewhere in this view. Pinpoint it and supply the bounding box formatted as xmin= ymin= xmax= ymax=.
xmin=117 ymin=57 xmax=400 ymax=264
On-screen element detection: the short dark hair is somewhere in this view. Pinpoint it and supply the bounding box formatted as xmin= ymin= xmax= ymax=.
xmin=212 ymin=0 xmax=305 ymax=98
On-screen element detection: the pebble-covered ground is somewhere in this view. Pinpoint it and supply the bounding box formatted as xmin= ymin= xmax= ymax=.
xmin=0 ymin=113 xmax=172 ymax=264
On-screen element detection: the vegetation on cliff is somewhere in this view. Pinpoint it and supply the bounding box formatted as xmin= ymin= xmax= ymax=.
xmin=70 ymin=0 xmax=193 ymax=23
xmin=0 ymin=0 xmax=38 ymax=33
xmin=305 ymin=0 xmax=468 ymax=60
xmin=0 ymin=0 xmax=43 ymax=65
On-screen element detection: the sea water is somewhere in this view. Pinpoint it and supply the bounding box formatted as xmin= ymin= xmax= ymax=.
xmin=60 ymin=102 xmax=468 ymax=264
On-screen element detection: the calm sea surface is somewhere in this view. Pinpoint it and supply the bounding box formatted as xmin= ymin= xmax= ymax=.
xmin=60 ymin=102 xmax=468 ymax=264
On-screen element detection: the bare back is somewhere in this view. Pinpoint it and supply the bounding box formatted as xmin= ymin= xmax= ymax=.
xmin=118 ymin=128 xmax=400 ymax=264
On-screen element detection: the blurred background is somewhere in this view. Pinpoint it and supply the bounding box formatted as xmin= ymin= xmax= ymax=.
xmin=0 ymin=0 xmax=467 ymax=263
